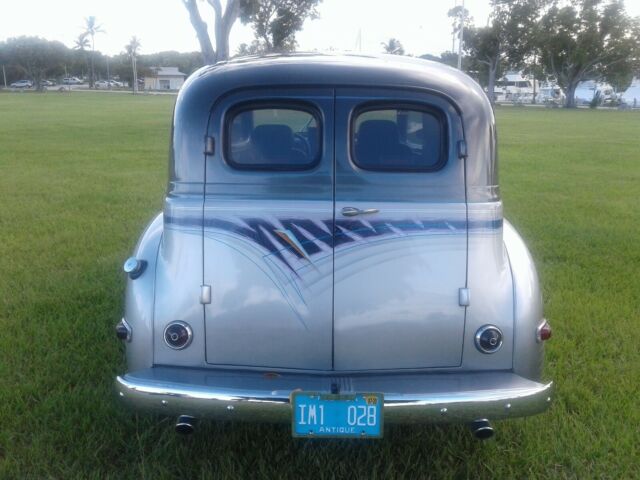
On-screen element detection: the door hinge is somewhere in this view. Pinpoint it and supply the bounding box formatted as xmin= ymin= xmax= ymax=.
xmin=457 ymin=140 xmax=468 ymax=159
xmin=200 ymin=285 xmax=212 ymax=304
xmin=204 ymin=136 xmax=215 ymax=155
xmin=458 ymin=288 xmax=470 ymax=307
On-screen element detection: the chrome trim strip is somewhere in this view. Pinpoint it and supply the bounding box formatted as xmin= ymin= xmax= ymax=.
xmin=115 ymin=369 xmax=553 ymax=424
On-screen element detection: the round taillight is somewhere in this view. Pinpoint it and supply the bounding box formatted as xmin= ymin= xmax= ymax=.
xmin=475 ymin=325 xmax=503 ymax=354
xmin=537 ymin=319 xmax=552 ymax=342
xmin=164 ymin=321 xmax=193 ymax=350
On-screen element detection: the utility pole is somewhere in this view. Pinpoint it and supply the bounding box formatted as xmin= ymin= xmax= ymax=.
xmin=457 ymin=0 xmax=465 ymax=70
xmin=64 ymin=65 xmax=71 ymax=95
xmin=106 ymin=56 xmax=111 ymax=90
xmin=452 ymin=0 xmax=457 ymax=53
xmin=2 ymin=65 xmax=6 ymax=88
xmin=131 ymin=54 xmax=138 ymax=94
xmin=532 ymin=55 xmax=537 ymax=104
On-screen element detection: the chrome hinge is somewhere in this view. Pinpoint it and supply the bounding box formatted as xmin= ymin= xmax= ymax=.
xmin=204 ymin=136 xmax=215 ymax=155
xmin=458 ymin=288 xmax=470 ymax=306
xmin=457 ymin=140 xmax=468 ymax=159
xmin=200 ymin=285 xmax=212 ymax=304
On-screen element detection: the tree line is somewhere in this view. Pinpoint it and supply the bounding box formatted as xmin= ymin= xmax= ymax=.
xmin=0 ymin=36 xmax=204 ymax=89
xmin=2 ymin=0 xmax=638 ymax=108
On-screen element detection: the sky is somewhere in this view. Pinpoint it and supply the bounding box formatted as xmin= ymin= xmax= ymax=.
xmin=1 ymin=0 xmax=640 ymax=58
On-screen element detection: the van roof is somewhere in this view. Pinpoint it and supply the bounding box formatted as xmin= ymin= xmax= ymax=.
xmin=188 ymin=53 xmax=485 ymax=108
xmin=170 ymin=53 xmax=498 ymax=202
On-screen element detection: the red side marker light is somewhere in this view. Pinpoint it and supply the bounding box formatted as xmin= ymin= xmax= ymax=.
xmin=537 ymin=319 xmax=552 ymax=342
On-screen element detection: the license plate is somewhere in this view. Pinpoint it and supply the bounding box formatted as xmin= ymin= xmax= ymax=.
xmin=291 ymin=392 xmax=383 ymax=438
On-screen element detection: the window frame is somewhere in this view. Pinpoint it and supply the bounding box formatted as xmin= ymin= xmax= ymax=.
xmin=223 ymin=100 xmax=323 ymax=172
xmin=349 ymin=102 xmax=449 ymax=173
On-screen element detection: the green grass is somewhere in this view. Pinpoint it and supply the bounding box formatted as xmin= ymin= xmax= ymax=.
xmin=1 ymin=93 xmax=639 ymax=478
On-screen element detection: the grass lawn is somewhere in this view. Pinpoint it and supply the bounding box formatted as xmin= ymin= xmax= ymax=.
xmin=0 ymin=92 xmax=638 ymax=478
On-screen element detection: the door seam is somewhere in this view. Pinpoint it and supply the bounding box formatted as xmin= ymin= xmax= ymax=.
xmin=331 ymin=88 xmax=336 ymax=371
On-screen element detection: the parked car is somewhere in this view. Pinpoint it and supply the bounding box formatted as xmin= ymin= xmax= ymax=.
xmin=115 ymin=54 xmax=553 ymax=440
xmin=10 ymin=80 xmax=32 ymax=88
xmin=40 ymin=79 xmax=55 ymax=87
xmin=95 ymin=80 xmax=110 ymax=89
xmin=62 ymin=77 xmax=83 ymax=85
xmin=109 ymin=80 xmax=124 ymax=88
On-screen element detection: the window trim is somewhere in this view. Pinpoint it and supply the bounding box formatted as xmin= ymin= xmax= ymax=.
xmin=349 ymin=102 xmax=448 ymax=173
xmin=223 ymin=101 xmax=323 ymax=172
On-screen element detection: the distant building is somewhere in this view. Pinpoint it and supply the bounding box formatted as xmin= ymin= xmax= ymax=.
xmin=144 ymin=67 xmax=186 ymax=90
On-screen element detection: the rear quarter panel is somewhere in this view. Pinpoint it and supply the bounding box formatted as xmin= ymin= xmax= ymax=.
xmin=124 ymin=213 xmax=163 ymax=371
xmin=504 ymin=219 xmax=545 ymax=381
xmin=462 ymin=201 xmax=514 ymax=370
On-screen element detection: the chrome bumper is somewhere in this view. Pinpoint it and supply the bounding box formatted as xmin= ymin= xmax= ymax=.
xmin=116 ymin=367 xmax=553 ymax=424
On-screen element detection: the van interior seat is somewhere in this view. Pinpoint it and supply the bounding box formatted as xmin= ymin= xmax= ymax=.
xmin=355 ymin=120 xmax=412 ymax=168
xmin=251 ymin=124 xmax=307 ymax=165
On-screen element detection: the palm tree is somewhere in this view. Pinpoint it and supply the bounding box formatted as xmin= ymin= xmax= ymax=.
xmin=125 ymin=36 xmax=141 ymax=94
xmin=73 ymin=33 xmax=90 ymax=80
xmin=84 ymin=16 xmax=104 ymax=88
xmin=74 ymin=33 xmax=90 ymax=51
xmin=381 ymin=38 xmax=405 ymax=55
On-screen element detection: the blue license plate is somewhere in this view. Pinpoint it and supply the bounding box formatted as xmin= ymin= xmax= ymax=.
xmin=291 ymin=392 xmax=383 ymax=438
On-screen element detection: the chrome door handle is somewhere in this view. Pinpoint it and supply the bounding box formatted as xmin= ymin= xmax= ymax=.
xmin=341 ymin=207 xmax=380 ymax=217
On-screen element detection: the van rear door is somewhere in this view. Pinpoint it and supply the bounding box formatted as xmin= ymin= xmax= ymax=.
xmin=203 ymin=89 xmax=334 ymax=370
xmin=332 ymin=88 xmax=468 ymax=370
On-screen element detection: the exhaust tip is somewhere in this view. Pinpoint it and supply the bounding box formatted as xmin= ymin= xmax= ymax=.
xmin=175 ymin=415 xmax=196 ymax=435
xmin=469 ymin=419 xmax=494 ymax=440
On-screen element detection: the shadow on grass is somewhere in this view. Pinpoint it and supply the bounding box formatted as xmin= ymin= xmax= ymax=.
xmin=113 ymin=416 xmax=490 ymax=478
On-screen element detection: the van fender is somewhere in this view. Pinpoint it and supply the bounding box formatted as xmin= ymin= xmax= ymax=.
xmin=503 ymin=219 xmax=545 ymax=381
xmin=123 ymin=213 xmax=163 ymax=371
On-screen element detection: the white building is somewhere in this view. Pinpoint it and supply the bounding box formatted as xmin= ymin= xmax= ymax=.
xmin=144 ymin=67 xmax=186 ymax=91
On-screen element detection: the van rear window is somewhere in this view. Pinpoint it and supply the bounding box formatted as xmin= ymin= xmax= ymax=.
xmin=226 ymin=106 xmax=321 ymax=170
xmin=351 ymin=106 xmax=446 ymax=172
